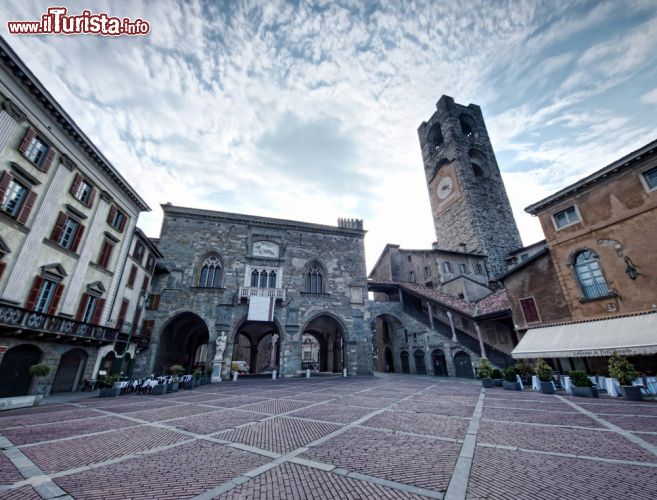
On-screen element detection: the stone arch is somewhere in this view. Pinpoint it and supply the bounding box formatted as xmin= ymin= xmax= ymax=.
xmin=426 ymin=122 xmax=444 ymax=149
xmin=468 ymin=148 xmax=487 ymax=178
xmin=453 ymin=350 xmax=474 ymax=378
xmin=372 ymin=313 xmax=404 ymax=372
xmin=229 ymin=316 xmax=281 ymax=375
xmin=400 ymin=350 xmax=410 ymax=374
xmin=154 ymin=311 xmax=210 ymax=374
xmin=431 ymin=349 xmax=448 ymax=377
xmin=414 ymin=349 xmax=427 ymax=375
xmin=52 ymin=348 xmax=87 ymax=393
xmin=0 ymin=344 xmax=42 ymax=397
xmin=300 ymin=312 xmax=348 ymax=374
xmin=459 ymin=113 xmax=476 ymax=137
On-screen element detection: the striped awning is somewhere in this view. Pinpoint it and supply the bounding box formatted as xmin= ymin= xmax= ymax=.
xmin=512 ymin=312 xmax=657 ymax=359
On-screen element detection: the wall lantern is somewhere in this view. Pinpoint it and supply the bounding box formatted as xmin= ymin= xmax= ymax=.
xmin=624 ymin=256 xmax=639 ymax=280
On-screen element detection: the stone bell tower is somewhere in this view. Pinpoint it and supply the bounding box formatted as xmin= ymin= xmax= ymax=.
xmin=418 ymin=95 xmax=522 ymax=277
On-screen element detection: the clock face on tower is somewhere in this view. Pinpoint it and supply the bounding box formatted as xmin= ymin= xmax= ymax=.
xmin=436 ymin=175 xmax=453 ymax=200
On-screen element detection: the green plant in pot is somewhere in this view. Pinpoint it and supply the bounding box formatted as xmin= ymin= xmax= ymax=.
xmin=534 ymin=359 xmax=555 ymax=394
xmin=503 ymin=367 xmax=521 ymax=391
xmin=193 ymin=369 xmax=202 ymax=387
xmin=515 ymin=359 xmax=533 ymax=384
xmin=169 ymin=364 xmax=184 ymax=392
xmin=478 ymin=359 xmax=494 ymax=388
xmin=98 ymin=374 xmax=120 ymax=398
xmin=569 ymin=370 xmax=598 ymax=398
xmin=28 ymin=363 xmax=50 ymax=397
xmin=608 ymin=352 xmax=641 ymax=401
xmin=491 ymin=368 xmax=503 ymax=387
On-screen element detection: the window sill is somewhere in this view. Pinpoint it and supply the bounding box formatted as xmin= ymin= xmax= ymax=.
xmin=0 ymin=211 xmax=29 ymax=234
xmin=299 ymin=291 xmax=331 ymax=296
xmin=42 ymin=238 xmax=79 ymax=259
xmin=579 ymin=291 xmax=618 ymax=304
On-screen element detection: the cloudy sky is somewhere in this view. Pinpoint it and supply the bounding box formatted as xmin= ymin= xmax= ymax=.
xmin=2 ymin=0 xmax=656 ymax=270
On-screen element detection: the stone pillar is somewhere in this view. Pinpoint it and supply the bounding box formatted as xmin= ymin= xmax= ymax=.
xmin=270 ymin=335 xmax=278 ymax=367
xmin=427 ymin=303 xmax=435 ymax=330
xmin=0 ymin=110 xmax=18 ymax=151
xmin=249 ymin=345 xmax=258 ymax=374
xmin=444 ymin=345 xmax=456 ymax=377
xmin=474 ymin=322 xmax=487 ymax=359
xmin=101 ymin=216 xmax=137 ymax=325
xmin=446 ymin=311 xmax=457 ymax=342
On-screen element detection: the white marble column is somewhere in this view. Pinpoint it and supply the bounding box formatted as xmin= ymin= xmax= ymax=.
xmin=0 ymin=110 xmax=18 ymax=151
xmin=100 ymin=217 xmax=136 ymax=324
xmin=1 ymin=163 xmax=73 ymax=303
xmin=474 ymin=322 xmax=487 ymax=359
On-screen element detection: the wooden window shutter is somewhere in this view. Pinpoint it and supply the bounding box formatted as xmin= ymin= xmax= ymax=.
xmin=107 ymin=206 xmax=117 ymax=224
xmin=47 ymin=283 xmax=64 ymax=315
xmin=91 ymin=298 xmax=105 ymax=325
xmin=119 ymin=213 xmax=127 ymax=232
xmin=69 ymin=174 xmax=82 ymax=197
xmin=41 ymin=148 xmax=55 ymax=172
xmin=75 ymin=293 xmax=89 ymax=321
xmin=149 ymin=293 xmax=160 ymax=310
xmin=141 ymin=275 xmax=149 ymax=291
xmin=87 ymin=187 xmax=97 ymax=207
xmin=51 ymin=212 xmax=67 ymax=242
xmin=18 ymin=127 xmax=36 ymax=154
xmin=16 ymin=191 xmax=37 ymax=225
xmin=142 ymin=319 xmax=154 ymax=336
xmin=0 ymin=171 xmax=13 ymax=203
xmin=117 ymin=299 xmax=129 ymax=326
xmin=26 ymin=276 xmax=44 ymax=311
xmin=98 ymin=241 xmax=113 ymax=268
xmin=71 ymin=223 xmax=85 ymax=253
xmin=127 ymin=264 xmax=137 ymax=287
xmin=520 ymin=298 xmax=540 ymax=323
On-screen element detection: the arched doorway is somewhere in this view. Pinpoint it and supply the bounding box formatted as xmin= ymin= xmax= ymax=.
xmin=414 ymin=350 xmax=427 ymax=375
xmin=384 ymin=347 xmax=394 ymax=373
xmin=400 ymin=351 xmax=410 ymax=374
xmin=301 ymin=334 xmax=321 ymax=371
xmin=432 ymin=349 xmax=448 ymax=376
xmin=231 ymin=320 xmax=280 ymax=375
xmin=154 ymin=312 xmax=210 ymax=374
xmin=302 ymin=314 xmax=345 ymax=374
xmin=373 ymin=314 xmax=403 ymax=372
xmin=99 ymin=351 xmax=116 ymax=375
xmin=52 ymin=349 xmax=87 ymax=393
xmin=454 ymin=351 xmax=474 ymax=378
xmin=0 ymin=344 xmax=42 ymax=397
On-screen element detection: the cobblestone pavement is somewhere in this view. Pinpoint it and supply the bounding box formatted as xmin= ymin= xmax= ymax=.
xmin=1 ymin=375 xmax=656 ymax=499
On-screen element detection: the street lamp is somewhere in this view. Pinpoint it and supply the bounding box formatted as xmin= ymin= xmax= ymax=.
xmin=624 ymin=257 xmax=639 ymax=280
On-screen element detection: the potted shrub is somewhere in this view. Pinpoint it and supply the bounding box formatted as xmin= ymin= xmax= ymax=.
xmin=478 ymin=359 xmax=494 ymax=388
xmin=98 ymin=374 xmax=120 ymax=398
xmin=168 ymin=364 xmax=184 ymax=392
xmin=535 ymin=359 xmax=555 ymax=394
xmin=503 ymin=367 xmax=521 ymax=391
xmin=608 ymin=353 xmax=641 ymax=401
xmin=28 ymin=363 xmax=50 ymax=402
xmin=151 ymin=381 xmax=166 ymax=395
xmin=570 ymin=370 xmax=598 ymax=398
xmin=491 ymin=369 xmax=503 ymax=387
xmin=193 ymin=369 xmax=202 ymax=387
xmin=515 ymin=359 xmax=533 ymax=386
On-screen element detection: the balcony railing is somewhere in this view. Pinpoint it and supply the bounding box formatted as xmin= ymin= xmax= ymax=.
xmin=239 ymin=287 xmax=286 ymax=301
xmin=0 ymin=303 xmax=118 ymax=343
xmin=581 ymin=282 xmax=613 ymax=301
xmin=104 ymin=320 xmax=152 ymax=340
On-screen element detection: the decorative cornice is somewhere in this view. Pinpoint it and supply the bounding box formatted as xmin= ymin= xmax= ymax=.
xmin=60 ymin=154 xmax=76 ymax=171
xmin=103 ymin=231 xmax=120 ymax=243
xmin=9 ymin=161 xmax=40 ymax=185
xmin=65 ymin=203 xmax=88 ymax=220
xmin=100 ymin=191 xmax=113 ymax=203
xmin=2 ymin=98 xmax=25 ymax=122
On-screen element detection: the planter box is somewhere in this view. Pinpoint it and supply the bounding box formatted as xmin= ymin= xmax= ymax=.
xmin=151 ymin=384 xmax=166 ymax=395
xmin=199 ymin=377 xmax=209 ymax=385
xmin=99 ymin=387 xmax=120 ymax=398
xmin=193 ymin=379 xmax=201 ymax=387
xmin=572 ymin=386 xmax=599 ymax=398
xmin=167 ymin=382 xmax=179 ymax=393
xmin=184 ymin=380 xmax=194 ymax=390
xmin=481 ymin=378 xmax=493 ymax=388
xmin=0 ymin=395 xmax=43 ymax=411
xmin=621 ymin=385 xmax=643 ymax=401
xmin=503 ymin=380 xmax=522 ymax=391
xmin=540 ymin=381 xmax=556 ymax=394
xmin=492 ymin=379 xmax=503 ymax=387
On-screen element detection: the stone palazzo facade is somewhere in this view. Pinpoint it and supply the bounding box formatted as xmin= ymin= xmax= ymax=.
xmin=140 ymin=204 xmax=371 ymax=379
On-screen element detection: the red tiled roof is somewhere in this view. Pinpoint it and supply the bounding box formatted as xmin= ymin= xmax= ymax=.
xmin=474 ymin=289 xmax=511 ymax=316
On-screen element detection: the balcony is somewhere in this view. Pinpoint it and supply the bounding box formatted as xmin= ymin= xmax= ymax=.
xmin=0 ymin=303 xmax=152 ymax=347
xmin=239 ymin=287 xmax=286 ymax=301
xmin=0 ymin=303 xmax=118 ymax=344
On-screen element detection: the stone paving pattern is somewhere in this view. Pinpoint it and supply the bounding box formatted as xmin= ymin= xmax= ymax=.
xmin=0 ymin=375 xmax=655 ymax=499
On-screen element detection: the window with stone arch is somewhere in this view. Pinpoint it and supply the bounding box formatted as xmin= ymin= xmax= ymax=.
xmin=305 ymin=262 xmax=325 ymax=294
xmin=573 ymin=250 xmax=609 ymax=300
xmin=199 ymin=255 xmax=222 ymax=288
